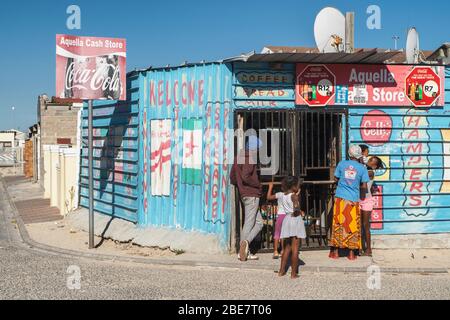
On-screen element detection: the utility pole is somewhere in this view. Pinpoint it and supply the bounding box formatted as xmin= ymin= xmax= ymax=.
xmin=11 ymin=106 xmax=15 ymax=130
xmin=345 ymin=12 xmax=355 ymax=53
xmin=88 ymin=100 xmax=94 ymax=249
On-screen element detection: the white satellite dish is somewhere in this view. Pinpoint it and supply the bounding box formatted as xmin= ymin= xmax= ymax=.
xmin=406 ymin=27 xmax=420 ymax=64
xmin=314 ymin=7 xmax=346 ymax=53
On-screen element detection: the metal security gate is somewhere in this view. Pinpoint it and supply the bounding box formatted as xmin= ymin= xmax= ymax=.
xmin=234 ymin=109 xmax=348 ymax=252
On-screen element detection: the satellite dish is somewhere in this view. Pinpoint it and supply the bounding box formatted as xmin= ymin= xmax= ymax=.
xmin=314 ymin=7 xmax=346 ymax=53
xmin=406 ymin=27 xmax=420 ymax=64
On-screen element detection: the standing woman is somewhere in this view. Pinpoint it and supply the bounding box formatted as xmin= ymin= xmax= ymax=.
xmin=329 ymin=145 xmax=370 ymax=260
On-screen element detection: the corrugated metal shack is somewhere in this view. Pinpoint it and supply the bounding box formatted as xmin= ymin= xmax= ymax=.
xmin=80 ymin=48 xmax=450 ymax=252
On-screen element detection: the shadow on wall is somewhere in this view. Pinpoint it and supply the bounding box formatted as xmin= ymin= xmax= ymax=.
xmin=92 ymin=74 xmax=136 ymax=223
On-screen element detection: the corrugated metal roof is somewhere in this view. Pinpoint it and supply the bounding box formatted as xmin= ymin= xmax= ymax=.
xmin=224 ymin=49 xmax=404 ymax=64
xmin=126 ymin=43 xmax=449 ymax=77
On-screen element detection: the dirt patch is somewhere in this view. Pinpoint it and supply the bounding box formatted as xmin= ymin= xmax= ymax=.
xmin=26 ymin=219 xmax=176 ymax=258
xmin=0 ymin=167 xmax=23 ymax=177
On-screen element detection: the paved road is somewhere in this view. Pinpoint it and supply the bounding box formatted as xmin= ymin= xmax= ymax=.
xmin=1 ymin=239 xmax=450 ymax=300
xmin=1 ymin=181 xmax=450 ymax=300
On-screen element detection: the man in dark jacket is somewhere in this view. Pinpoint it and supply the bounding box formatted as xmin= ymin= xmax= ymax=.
xmin=230 ymin=136 xmax=263 ymax=262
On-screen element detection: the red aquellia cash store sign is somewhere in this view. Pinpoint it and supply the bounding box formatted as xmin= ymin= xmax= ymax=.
xmin=56 ymin=34 xmax=127 ymax=101
xmin=295 ymin=64 xmax=445 ymax=107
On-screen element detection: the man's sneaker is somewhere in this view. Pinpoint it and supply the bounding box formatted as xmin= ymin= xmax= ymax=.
xmin=239 ymin=240 xmax=249 ymax=261
xmin=247 ymin=254 xmax=259 ymax=261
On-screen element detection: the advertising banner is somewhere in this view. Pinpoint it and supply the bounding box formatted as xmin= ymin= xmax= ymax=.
xmin=56 ymin=34 xmax=127 ymax=101
xmin=296 ymin=64 xmax=445 ymax=107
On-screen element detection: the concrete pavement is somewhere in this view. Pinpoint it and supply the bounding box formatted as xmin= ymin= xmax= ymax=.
xmin=2 ymin=175 xmax=450 ymax=300
xmin=1 ymin=175 xmax=450 ymax=275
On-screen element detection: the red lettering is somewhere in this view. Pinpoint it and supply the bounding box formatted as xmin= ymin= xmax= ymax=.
xmin=407 ymin=129 xmax=419 ymax=139
xmin=182 ymin=82 xmax=187 ymax=105
xmin=407 ymin=143 xmax=422 ymax=153
xmin=188 ymin=81 xmax=195 ymax=106
xmin=204 ymin=164 xmax=210 ymax=206
xmin=212 ymin=201 xmax=218 ymax=219
xmin=407 ymin=156 xmax=422 ymax=165
xmin=166 ymin=81 xmax=172 ymax=106
xmin=410 ymin=181 xmax=423 ymax=193
xmin=212 ymin=173 xmax=219 ymax=198
xmin=172 ymin=81 xmax=179 ymax=106
xmin=407 ymin=116 xmax=420 ymax=127
xmin=150 ymin=81 xmax=156 ymax=106
xmin=409 ymin=195 xmax=423 ymax=207
xmin=409 ymin=169 xmax=423 ymax=180
xmin=198 ymin=80 xmax=204 ymax=106
xmin=158 ymin=81 xmax=164 ymax=106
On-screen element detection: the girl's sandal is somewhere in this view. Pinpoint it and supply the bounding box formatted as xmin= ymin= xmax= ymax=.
xmin=272 ymin=253 xmax=280 ymax=259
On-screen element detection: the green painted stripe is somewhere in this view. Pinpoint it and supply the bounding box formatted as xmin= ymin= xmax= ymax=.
xmin=182 ymin=118 xmax=202 ymax=130
xmin=181 ymin=168 xmax=202 ymax=185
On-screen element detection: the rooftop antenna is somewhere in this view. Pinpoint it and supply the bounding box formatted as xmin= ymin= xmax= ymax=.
xmin=392 ymin=36 xmax=400 ymax=50
xmin=406 ymin=27 xmax=420 ymax=63
xmin=314 ymin=7 xmax=346 ymax=53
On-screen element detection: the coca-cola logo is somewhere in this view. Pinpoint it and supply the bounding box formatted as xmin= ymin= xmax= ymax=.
xmin=360 ymin=110 xmax=392 ymax=146
xmin=65 ymin=60 xmax=121 ymax=92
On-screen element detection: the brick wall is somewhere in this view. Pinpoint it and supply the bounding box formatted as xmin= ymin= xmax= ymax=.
xmin=40 ymin=105 xmax=81 ymax=146
xmin=24 ymin=140 xmax=33 ymax=178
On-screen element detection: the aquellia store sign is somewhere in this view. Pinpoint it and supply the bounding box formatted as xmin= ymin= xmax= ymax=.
xmin=295 ymin=64 xmax=445 ymax=107
xmin=56 ymin=34 xmax=127 ymax=101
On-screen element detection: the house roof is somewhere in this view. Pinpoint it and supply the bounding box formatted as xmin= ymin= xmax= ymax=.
xmin=262 ymin=46 xmax=320 ymax=54
xmin=258 ymin=46 xmax=438 ymax=64
xmin=427 ymin=43 xmax=450 ymax=63
xmin=224 ymin=49 xmax=407 ymax=64
xmin=128 ymin=44 xmax=448 ymax=75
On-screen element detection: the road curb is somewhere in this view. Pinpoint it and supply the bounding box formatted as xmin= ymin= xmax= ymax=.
xmin=1 ymin=177 xmax=448 ymax=275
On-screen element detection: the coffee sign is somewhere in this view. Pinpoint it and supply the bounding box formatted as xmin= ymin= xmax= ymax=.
xmin=56 ymin=34 xmax=127 ymax=101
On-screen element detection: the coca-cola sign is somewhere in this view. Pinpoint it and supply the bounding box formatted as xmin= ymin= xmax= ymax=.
xmin=56 ymin=34 xmax=126 ymax=101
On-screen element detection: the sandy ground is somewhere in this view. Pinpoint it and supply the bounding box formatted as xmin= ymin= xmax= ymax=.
xmin=24 ymin=216 xmax=450 ymax=270
xmin=373 ymin=249 xmax=450 ymax=269
xmin=0 ymin=167 xmax=22 ymax=177
xmin=26 ymin=219 xmax=177 ymax=258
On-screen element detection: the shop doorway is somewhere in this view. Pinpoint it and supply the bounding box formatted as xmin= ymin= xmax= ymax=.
xmin=233 ymin=108 xmax=348 ymax=252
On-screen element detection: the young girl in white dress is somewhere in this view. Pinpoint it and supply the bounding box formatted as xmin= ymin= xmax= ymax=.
xmin=268 ymin=176 xmax=306 ymax=279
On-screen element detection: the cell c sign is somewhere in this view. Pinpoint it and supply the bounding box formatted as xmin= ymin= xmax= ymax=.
xmin=295 ymin=64 xmax=445 ymax=108
xmin=360 ymin=110 xmax=392 ymax=147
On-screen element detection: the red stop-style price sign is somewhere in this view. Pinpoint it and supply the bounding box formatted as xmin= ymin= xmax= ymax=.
xmin=405 ymin=67 xmax=441 ymax=107
xmin=296 ymin=65 xmax=335 ymax=107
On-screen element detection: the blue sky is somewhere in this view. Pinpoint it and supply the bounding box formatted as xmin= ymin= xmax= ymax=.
xmin=0 ymin=0 xmax=449 ymax=131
